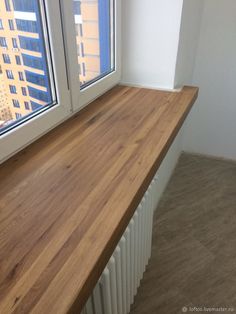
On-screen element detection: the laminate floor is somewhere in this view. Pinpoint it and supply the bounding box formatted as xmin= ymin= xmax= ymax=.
xmin=130 ymin=153 xmax=236 ymax=314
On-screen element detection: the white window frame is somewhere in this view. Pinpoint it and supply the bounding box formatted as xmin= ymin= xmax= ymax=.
xmin=0 ymin=0 xmax=121 ymax=163
xmin=61 ymin=0 xmax=121 ymax=111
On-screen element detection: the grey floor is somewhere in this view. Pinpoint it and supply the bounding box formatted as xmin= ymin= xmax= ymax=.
xmin=130 ymin=153 xmax=236 ymax=314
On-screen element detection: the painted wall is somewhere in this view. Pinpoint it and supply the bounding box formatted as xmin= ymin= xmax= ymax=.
xmin=121 ymin=0 xmax=204 ymax=204
xmin=174 ymin=0 xmax=204 ymax=87
xmin=154 ymin=127 xmax=183 ymax=209
xmin=183 ymin=0 xmax=236 ymax=160
xmin=121 ymin=0 xmax=236 ymax=205
xmin=121 ymin=0 xmax=183 ymax=90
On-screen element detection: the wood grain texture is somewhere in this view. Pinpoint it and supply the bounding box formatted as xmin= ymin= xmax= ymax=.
xmin=0 ymin=85 xmax=198 ymax=314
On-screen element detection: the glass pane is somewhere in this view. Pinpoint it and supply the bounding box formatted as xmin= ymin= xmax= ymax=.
xmin=73 ymin=0 xmax=115 ymax=89
xmin=0 ymin=0 xmax=55 ymax=134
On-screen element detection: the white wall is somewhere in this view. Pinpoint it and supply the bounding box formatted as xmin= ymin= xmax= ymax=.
xmin=121 ymin=0 xmax=183 ymax=90
xmin=120 ymin=0 xmax=204 ymax=204
xmin=174 ymin=0 xmax=204 ymax=87
xmin=154 ymin=127 xmax=183 ymax=208
xmin=183 ymin=0 xmax=236 ymax=160
xmin=122 ymin=0 xmax=236 ymax=169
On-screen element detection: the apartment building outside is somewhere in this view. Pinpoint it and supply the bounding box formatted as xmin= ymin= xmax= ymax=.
xmin=74 ymin=0 xmax=113 ymax=87
xmin=0 ymin=71 xmax=12 ymax=125
xmin=0 ymin=0 xmax=52 ymax=130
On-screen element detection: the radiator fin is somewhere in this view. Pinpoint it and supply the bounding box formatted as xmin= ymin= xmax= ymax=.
xmin=81 ymin=177 xmax=156 ymax=314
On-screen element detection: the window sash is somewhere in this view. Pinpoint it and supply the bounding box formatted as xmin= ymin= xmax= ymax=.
xmin=0 ymin=0 xmax=121 ymax=163
xmin=0 ymin=0 xmax=71 ymax=162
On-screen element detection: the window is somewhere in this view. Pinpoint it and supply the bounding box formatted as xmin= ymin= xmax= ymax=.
xmin=22 ymin=54 xmax=43 ymax=70
xmin=80 ymin=43 xmax=84 ymax=57
xmin=12 ymin=38 xmax=18 ymax=48
xmin=13 ymin=0 xmax=35 ymax=12
xmin=5 ymin=0 xmax=11 ymax=11
xmin=9 ymin=85 xmax=17 ymax=94
xmin=21 ymin=87 xmax=27 ymax=96
xmin=82 ymin=63 xmax=86 ymax=77
xmin=79 ymin=24 xmax=83 ymax=37
xmin=0 ymin=19 xmax=4 ymax=30
xmin=12 ymin=99 xmax=20 ymax=108
xmin=15 ymin=55 xmax=21 ymax=65
xmin=24 ymin=101 xmax=30 ymax=110
xmin=3 ymin=54 xmax=11 ymax=64
xmin=0 ymin=0 xmax=120 ymax=164
xmin=6 ymin=70 xmax=14 ymax=79
xmin=8 ymin=20 xmax=14 ymax=31
xmin=16 ymin=20 xmax=37 ymax=33
xmin=19 ymin=36 xmax=40 ymax=52
xmin=15 ymin=113 xmax=22 ymax=120
xmin=28 ymin=86 xmax=50 ymax=102
xmin=25 ymin=71 xmax=46 ymax=86
xmin=73 ymin=0 xmax=115 ymax=89
xmin=73 ymin=1 xmax=81 ymax=15
xmin=18 ymin=71 xmax=24 ymax=81
xmin=0 ymin=37 xmax=7 ymax=47
xmin=31 ymin=101 xmax=43 ymax=111
xmin=0 ymin=0 xmax=55 ymax=137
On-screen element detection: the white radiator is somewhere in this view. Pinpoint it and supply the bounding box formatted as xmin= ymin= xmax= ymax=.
xmin=81 ymin=175 xmax=159 ymax=314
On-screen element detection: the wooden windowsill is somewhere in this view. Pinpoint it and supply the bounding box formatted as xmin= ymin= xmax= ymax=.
xmin=0 ymin=85 xmax=198 ymax=314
